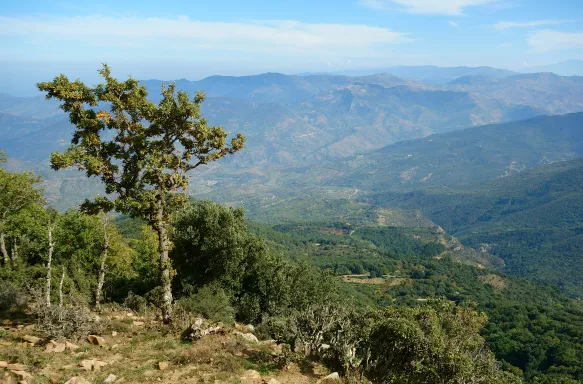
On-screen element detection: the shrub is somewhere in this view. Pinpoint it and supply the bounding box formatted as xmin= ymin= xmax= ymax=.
xmin=34 ymin=302 xmax=105 ymax=339
xmin=123 ymin=291 xmax=147 ymax=314
xmin=0 ymin=281 xmax=27 ymax=311
xmin=177 ymin=284 xmax=235 ymax=323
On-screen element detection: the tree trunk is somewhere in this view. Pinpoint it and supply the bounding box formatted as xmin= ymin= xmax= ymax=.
xmin=46 ymin=221 xmax=54 ymax=307
xmin=59 ymin=266 xmax=65 ymax=307
xmin=10 ymin=240 xmax=18 ymax=267
xmin=155 ymin=203 xmax=173 ymax=323
xmin=95 ymin=215 xmax=110 ymax=309
xmin=0 ymin=231 xmax=8 ymax=266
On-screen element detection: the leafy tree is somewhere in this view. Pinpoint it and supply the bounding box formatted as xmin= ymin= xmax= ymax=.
xmin=38 ymin=65 xmax=245 ymax=322
xmin=0 ymin=165 xmax=44 ymax=267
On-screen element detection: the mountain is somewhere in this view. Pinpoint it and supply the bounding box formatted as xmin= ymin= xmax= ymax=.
xmin=523 ymin=60 xmax=583 ymax=77
xmin=368 ymin=158 xmax=583 ymax=296
xmin=331 ymin=112 xmax=583 ymax=191
xmin=377 ymin=65 xmax=516 ymax=84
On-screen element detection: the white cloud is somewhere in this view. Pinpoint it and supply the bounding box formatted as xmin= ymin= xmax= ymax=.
xmin=0 ymin=15 xmax=412 ymax=58
xmin=359 ymin=0 xmax=498 ymax=15
xmin=494 ymin=19 xmax=572 ymax=31
xmin=528 ymin=29 xmax=583 ymax=53
xmin=448 ymin=21 xmax=460 ymax=29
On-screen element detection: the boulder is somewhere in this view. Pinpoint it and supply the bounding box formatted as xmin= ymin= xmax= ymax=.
xmin=87 ymin=335 xmax=105 ymax=346
xmin=317 ymin=372 xmax=340 ymax=383
xmin=22 ymin=335 xmax=41 ymax=345
xmin=79 ymin=359 xmax=108 ymax=372
xmin=237 ymin=332 xmax=259 ymax=343
xmin=158 ymin=361 xmax=169 ymax=371
xmin=65 ymin=341 xmax=79 ymax=351
xmin=183 ymin=318 xmax=223 ymax=341
xmin=103 ymin=374 xmax=118 ymax=383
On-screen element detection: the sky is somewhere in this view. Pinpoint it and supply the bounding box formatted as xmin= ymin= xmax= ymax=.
xmin=1 ymin=0 xmax=582 ymax=95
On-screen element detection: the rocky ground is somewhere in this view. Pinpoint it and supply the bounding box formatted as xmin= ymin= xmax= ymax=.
xmin=0 ymin=308 xmax=342 ymax=384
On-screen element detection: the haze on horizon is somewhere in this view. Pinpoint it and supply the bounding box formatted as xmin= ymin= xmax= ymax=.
xmin=1 ymin=0 xmax=583 ymax=95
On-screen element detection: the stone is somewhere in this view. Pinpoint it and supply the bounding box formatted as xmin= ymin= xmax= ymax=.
xmin=79 ymin=359 xmax=108 ymax=372
xmin=21 ymin=335 xmax=41 ymax=345
xmin=0 ymin=361 xmax=8 ymax=368
xmin=132 ymin=321 xmax=144 ymax=326
xmin=87 ymin=335 xmax=105 ymax=346
xmin=240 ymin=369 xmax=261 ymax=382
xmin=237 ymin=332 xmax=259 ymax=343
xmin=103 ymin=374 xmax=118 ymax=383
xmin=158 ymin=361 xmax=169 ymax=370
xmin=65 ymin=341 xmax=79 ymax=351
xmin=317 ymin=372 xmax=340 ymax=383
xmin=265 ymin=379 xmax=280 ymax=384
xmin=111 ymin=331 xmax=118 ymax=337
xmin=6 ymin=364 xmax=26 ymax=372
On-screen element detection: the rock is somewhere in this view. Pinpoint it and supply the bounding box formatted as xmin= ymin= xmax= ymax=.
xmin=64 ymin=377 xmax=91 ymax=384
xmin=132 ymin=321 xmax=144 ymax=326
xmin=22 ymin=335 xmax=41 ymax=345
xmin=87 ymin=335 xmax=105 ymax=346
xmin=246 ymin=324 xmax=255 ymax=332
xmin=79 ymin=359 xmax=108 ymax=371
xmin=6 ymin=364 xmax=26 ymax=371
xmin=158 ymin=361 xmax=169 ymax=371
xmin=111 ymin=331 xmax=118 ymax=337
xmin=126 ymin=313 xmax=134 ymax=317
xmin=65 ymin=341 xmax=79 ymax=351
xmin=0 ymin=361 xmax=7 ymax=368
xmin=103 ymin=374 xmax=117 ymax=383
xmin=237 ymin=332 xmax=259 ymax=343
xmin=45 ymin=340 xmax=66 ymax=353
xmin=265 ymin=379 xmax=280 ymax=384
xmin=183 ymin=319 xmax=223 ymax=341
xmin=240 ymin=369 xmax=261 ymax=382
xmin=317 ymin=372 xmax=340 ymax=383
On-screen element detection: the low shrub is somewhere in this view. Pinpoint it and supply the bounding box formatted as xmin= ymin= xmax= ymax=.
xmin=123 ymin=291 xmax=147 ymax=314
xmin=177 ymin=284 xmax=235 ymax=323
xmin=0 ymin=280 xmax=27 ymax=311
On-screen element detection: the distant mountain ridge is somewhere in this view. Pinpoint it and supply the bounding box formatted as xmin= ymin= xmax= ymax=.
xmin=330 ymin=112 xmax=583 ymax=191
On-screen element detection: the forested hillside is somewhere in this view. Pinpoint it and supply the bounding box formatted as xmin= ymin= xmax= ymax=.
xmin=369 ymin=158 xmax=583 ymax=296
xmin=332 ymin=112 xmax=583 ymax=190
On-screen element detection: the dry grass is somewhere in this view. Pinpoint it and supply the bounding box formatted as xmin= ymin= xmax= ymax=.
xmin=0 ymin=306 xmax=334 ymax=384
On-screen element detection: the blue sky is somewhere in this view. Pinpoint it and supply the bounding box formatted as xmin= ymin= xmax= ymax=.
xmin=1 ymin=0 xmax=582 ymax=95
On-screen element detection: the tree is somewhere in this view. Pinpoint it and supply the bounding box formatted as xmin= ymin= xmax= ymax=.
xmin=0 ymin=164 xmax=44 ymax=267
xmin=38 ymin=65 xmax=245 ymax=322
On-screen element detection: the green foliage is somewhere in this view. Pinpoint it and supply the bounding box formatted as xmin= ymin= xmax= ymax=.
xmin=171 ymin=200 xmax=341 ymax=324
xmin=38 ymin=64 xmax=245 ymax=221
xmin=123 ymin=291 xmax=147 ymax=314
xmin=177 ymin=284 xmax=235 ymax=323
xmin=0 ymin=280 xmax=27 ymax=311
xmin=365 ymin=300 xmax=520 ymax=384
xmin=372 ymin=158 xmax=583 ymax=296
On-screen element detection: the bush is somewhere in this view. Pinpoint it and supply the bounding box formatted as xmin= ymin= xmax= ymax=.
xmin=123 ymin=291 xmax=147 ymax=314
xmin=0 ymin=281 xmax=27 ymax=311
xmin=177 ymin=284 xmax=235 ymax=323
xmin=33 ymin=301 xmax=105 ymax=339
